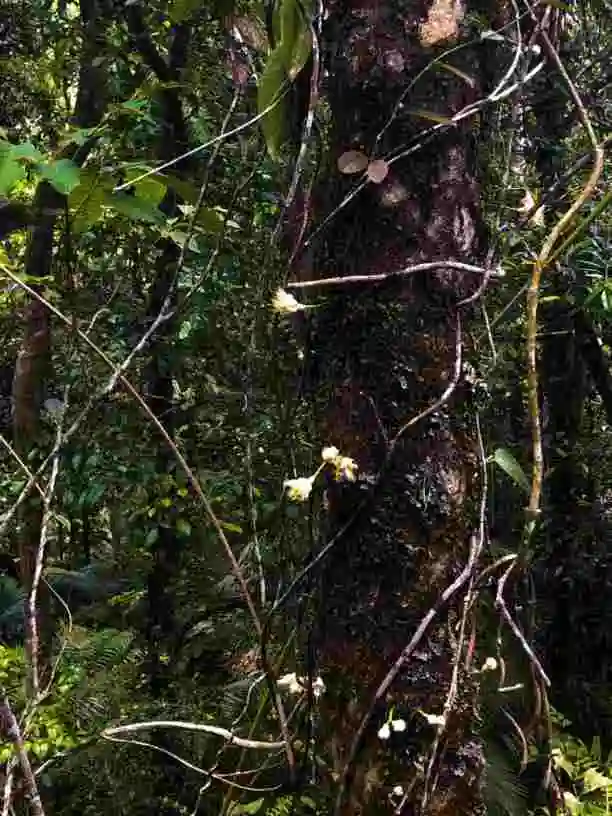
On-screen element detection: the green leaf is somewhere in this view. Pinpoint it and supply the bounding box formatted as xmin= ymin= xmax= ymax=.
xmin=168 ymin=0 xmax=202 ymax=22
xmin=220 ymin=521 xmax=243 ymax=534
xmin=68 ymin=175 xmax=106 ymax=232
xmin=229 ymin=799 xmax=264 ymax=815
xmin=39 ymin=159 xmax=81 ymax=195
xmin=491 ymin=448 xmax=530 ymax=494
xmin=168 ymin=231 xmax=200 ymax=252
xmin=10 ymin=142 xmax=45 ymax=163
xmin=104 ymin=193 xmax=165 ymax=225
xmin=257 ymin=0 xmax=312 ymax=159
xmin=120 ymin=99 xmax=149 ymax=114
xmin=176 ymin=518 xmax=192 ymax=537
xmin=583 ymin=767 xmax=612 ymax=793
xmin=0 ymin=145 xmax=26 ymax=195
xmin=257 ymin=47 xmax=289 ymax=160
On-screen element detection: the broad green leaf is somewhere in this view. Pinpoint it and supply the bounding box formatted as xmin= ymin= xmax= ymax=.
xmin=68 ymin=175 xmax=106 ymax=232
xmin=124 ymin=169 xmax=167 ymax=208
xmin=257 ymin=0 xmax=312 ymax=159
xmin=120 ymin=99 xmax=149 ymax=114
xmin=257 ymin=47 xmax=289 ymax=160
xmin=39 ymin=159 xmax=81 ymax=195
xmin=104 ymin=193 xmax=165 ymax=225
xmin=0 ymin=246 xmax=10 ymax=268
xmin=0 ymin=151 xmax=26 ymax=195
xmin=492 ymin=448 xmax=530 ymax=493
xmin=583 ymin=767 xmax=612 ymax=793
xmin=168 ymin=230 xmax=200 ymax=252
xmin=168 ymin=0 xmax=202 ymax=22
xmin=10 ymin=142 xmax=45 ymax=163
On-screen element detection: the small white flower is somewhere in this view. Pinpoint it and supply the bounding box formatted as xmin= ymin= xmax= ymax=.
xmin=283 ymin=476 xmax=315 ymax=502
xmin=277 ymin=673 xmax=326 ymax=699
xmin=322 ymin=446 xmax=340 ymax=463
xmin=481 ymin=657 xmax=498 ymax=673
xmin=311 ymin=676 xmax=326 ymax=698
xmin=272 ymin=288 xmax=306 ymax=315
xmin=335 ymin=456 xmax=358 ymax=483
xmin=392 ymin=785 xmax=404 ymax=797
xmin=391 ymin=718 xmax=406 ymax=733
xmin=277 ymin=673 xmax=302 ymax=695
xmin=420 ymin=712 xmax=446 ymax=727
xmin=378 ymin=723 xmax=391 ymax=741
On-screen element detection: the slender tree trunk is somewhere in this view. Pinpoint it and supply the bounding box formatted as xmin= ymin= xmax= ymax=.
xmin=11 ymin=0 xmax=107 ymax=696
xmin=305 ymin=2 xmax=493 ymax=812
xmin=125 ymin=5 xmax=192 ymax=701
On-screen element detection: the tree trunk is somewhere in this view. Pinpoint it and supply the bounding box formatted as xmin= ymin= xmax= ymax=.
xmin=11 ymin=0 xmax=108 ymax=697
xmin=305 ymin=2 xmax=492 ymax=813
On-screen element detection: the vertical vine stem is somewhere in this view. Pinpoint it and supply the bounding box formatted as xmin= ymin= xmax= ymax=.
xmin=0 ymin=695 xmax=45 ymax=816
xmin=525 ymin=27 xmax=604 ymax=528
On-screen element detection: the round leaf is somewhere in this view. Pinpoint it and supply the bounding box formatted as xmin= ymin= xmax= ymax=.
xmin=366 ymin=159 xmax=389 ymax=184
xmin=337 ymin=150 xmax=369 ymax=175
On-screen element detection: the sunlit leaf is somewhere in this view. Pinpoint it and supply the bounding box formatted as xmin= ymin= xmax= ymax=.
xmin=168 ymin=230 xmax=200 ymax=252
xmin=257 ymin=0 xmax=312 ymax=159
xmin=583 ymin=767 xmax=612 ymax=793
xmin=0 ymin=151 xmax=25 ymax=195
xmin=68 ymin=173 xmax=106 ymax=232
xmin=39 ymin=159 xmax=81 ymax=195
xmin=104 ymin=193 xmax=165 ymax=225
xmin=10 ymin=141 xmax=45 ymax=163
xmin=257 ymin=47 xmax=289 ymax=160
xmin=168 ymin=0 xmax=203 ymax=22
xmin=492 ymin=448 xmax=530 ymax=493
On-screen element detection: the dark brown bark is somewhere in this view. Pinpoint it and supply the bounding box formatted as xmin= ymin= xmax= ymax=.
xmin=11 ymin=0 xmax=108 ymax=696
xmin=125 ymin=5 xmax=192 ymax=702
xmin=303 ymin=1 xmax=492 ymax=813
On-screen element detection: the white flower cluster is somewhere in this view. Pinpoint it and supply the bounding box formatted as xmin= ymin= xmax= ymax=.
xmin=378 ymin=718 xmax=406 ymax=740
xmin=283 ymin=445 xmax=359 ymax=503
xmin=277 ymin=672 xmax=326 ymax=699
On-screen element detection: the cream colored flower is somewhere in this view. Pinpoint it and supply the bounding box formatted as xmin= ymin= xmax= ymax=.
xmin=378 ymin=723 xmax=391 ymax=741
xmin=283 ymin=476 xmax=315 ymax=502
xmin=322 ymin=446 xmax=340 ymax=463
xmin=335 ymin=456 xmax=358 ymax=483
xmin=277 ymin=672 xmax=301 ymax=694
xmin=481 ymin=656 xmax=498 ymax=673
xmin=277 ymin=673 xmax=326 ymax=699
xmin=391 ymin=718 xmax=406 ymax=733
xmin=420 ymin=711 xmax=446 ymax=727
xmin=272 ymin=288 xmax=306 ymax=314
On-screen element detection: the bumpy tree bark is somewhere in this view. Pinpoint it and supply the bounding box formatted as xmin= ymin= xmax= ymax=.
xmin=303 ymin=1 xmax=495 ymax=813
